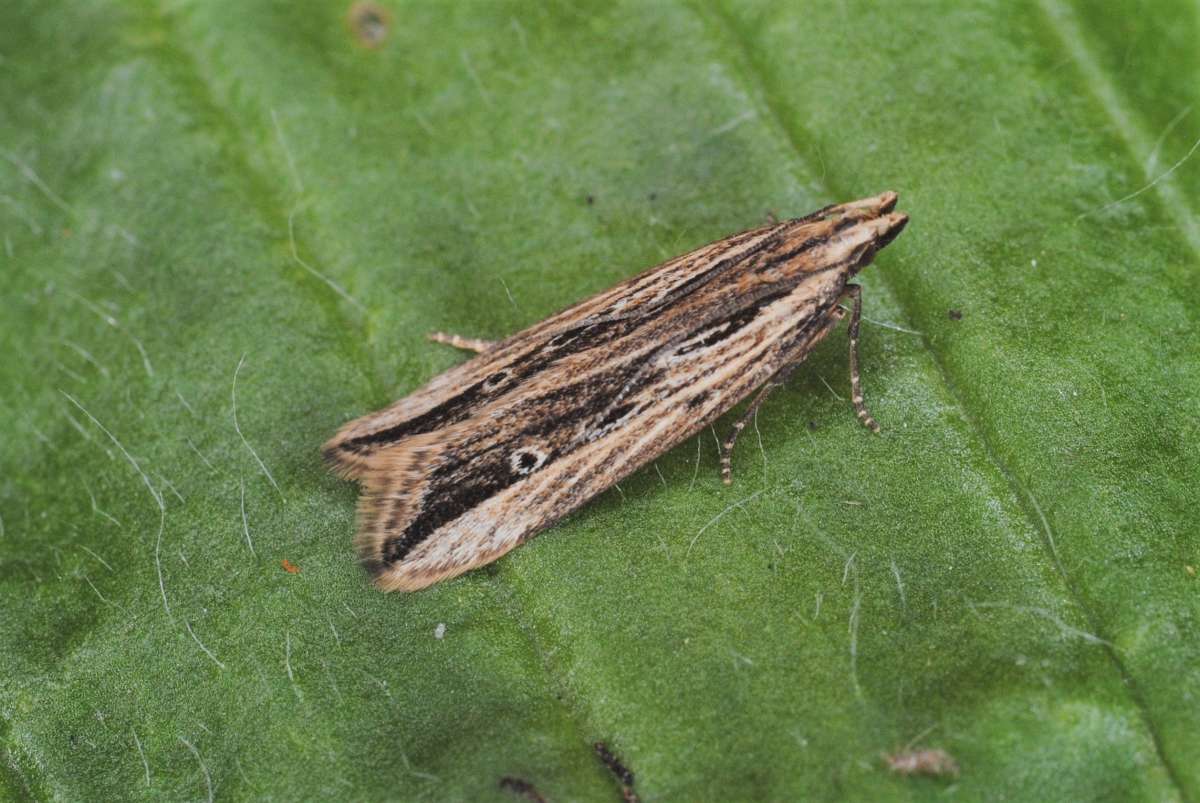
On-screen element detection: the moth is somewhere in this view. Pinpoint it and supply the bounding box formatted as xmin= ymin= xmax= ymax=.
xmin=324 ymin=192 xmax=909 ymax=591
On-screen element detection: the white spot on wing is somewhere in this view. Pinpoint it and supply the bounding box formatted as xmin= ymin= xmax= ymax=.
xmin=509 ymin=447 xmax=548 ymax=475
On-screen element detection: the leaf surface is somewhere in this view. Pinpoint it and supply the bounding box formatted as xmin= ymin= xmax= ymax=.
xmin=1 ymin=1 xmax=1197 ymax=800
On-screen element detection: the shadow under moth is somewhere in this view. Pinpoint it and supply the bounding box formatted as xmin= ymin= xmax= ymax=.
xmin=324 ymin=192 xmax=909 ymax=591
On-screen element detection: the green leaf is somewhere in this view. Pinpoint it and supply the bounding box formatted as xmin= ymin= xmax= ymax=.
xmin=2 ymin=1 xmax=1197 ymax=800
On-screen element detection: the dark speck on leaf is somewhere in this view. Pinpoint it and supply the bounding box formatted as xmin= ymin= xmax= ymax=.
xmin=348 ymin=2 xmax=391 ymax=49
xmin=948 ymin=309 xmax=963 ymax=321
xmin=586 ymin=194 xmax=595 ymax=205
xmin=807 ymin=421 xmax=819 ymax=431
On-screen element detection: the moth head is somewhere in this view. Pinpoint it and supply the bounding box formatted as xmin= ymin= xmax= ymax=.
xmin=791 ymin=191 xmax=908 ymax=277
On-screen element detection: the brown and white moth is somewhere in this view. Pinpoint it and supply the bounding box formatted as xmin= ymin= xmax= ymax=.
xmin=324 ymin=192 xmax=909 ymax=591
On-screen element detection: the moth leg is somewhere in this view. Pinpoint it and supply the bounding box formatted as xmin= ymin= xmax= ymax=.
xmin=842 ymin=283 xmax=881 ymax=434
xmin=720 ymin=362 xmax=804 ymax=485
xmin=720 ymin=284 xmax=879 ymax=484
xmin=426 ymin=331 xmax=499 ymax=354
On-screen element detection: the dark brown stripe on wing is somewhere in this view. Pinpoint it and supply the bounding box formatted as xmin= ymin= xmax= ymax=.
xmin=332 ymin=317 xmax=637 ymax=457
xmin=377 ymin=288 xmax=797 ymax=565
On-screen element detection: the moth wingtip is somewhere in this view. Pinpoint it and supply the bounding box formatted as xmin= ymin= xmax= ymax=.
xmin=360 ymin=555 xmax=389 ymax=579
xmin=353 ymin=527 xmax=427 ymax=592
xmin=370 ymin=571 xmax=409 ymax=593
xmin=320 ymin=441 xmax=344 ymax=470
xmin=355 ymin=527 xmax=461 ymax=593
xmin=367 ymin=562 xmax=444 ymax=593
xmin=355 ymin=539 xmax=399 ymax=590
xmin=321 ymin=436 xmax=370 ymax=480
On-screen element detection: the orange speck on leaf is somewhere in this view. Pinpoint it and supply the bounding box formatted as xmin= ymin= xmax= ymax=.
xmin=282 ymin=558 xmax=301 ymax=574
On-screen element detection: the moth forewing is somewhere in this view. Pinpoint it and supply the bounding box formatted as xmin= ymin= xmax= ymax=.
xmin=364 ymin=287 xmax=846 ymax=591
xmin=325 ymin=192 xmax=909 ymax=591
xmin=321 ymin=222 xmax=786 ymax=479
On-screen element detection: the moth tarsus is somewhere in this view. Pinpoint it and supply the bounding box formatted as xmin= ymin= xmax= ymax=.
xmin=499 ymin=776 xmax=548 ymax=803
xmin=593 ymin=741 xmax=634 ymax=786
xmin=497 ymin=744 xmax=638 ymax=803
xmin=844 ymin=284 xmax=881 ymax=434
xmin=718 ymin=280 xmax=878 ymax=484
xmin=593 ymin=742 xmax=638 ymax=803
xmin=324 ymin=192 xmax=909 ymax=591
